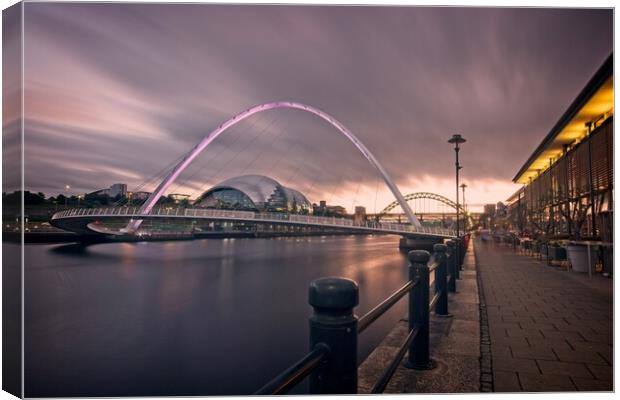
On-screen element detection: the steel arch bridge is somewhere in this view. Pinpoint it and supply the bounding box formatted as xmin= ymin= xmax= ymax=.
xmin=127 ymin=101 xmax=422 ymax=232
xmin=50 ymin=101 xmax=461 ymax=239
xmin=379 ymin=192 xmax=466 ymax=215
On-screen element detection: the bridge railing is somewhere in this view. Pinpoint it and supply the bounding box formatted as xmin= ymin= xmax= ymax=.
xmin=51 ymin=207 xmax=456 ymax=237
xmin=256 ymin=237 xmax=468 ymax=395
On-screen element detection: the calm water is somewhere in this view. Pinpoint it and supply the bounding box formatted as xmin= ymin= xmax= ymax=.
xmin=22 ymin=235 xmax=410 ymax=396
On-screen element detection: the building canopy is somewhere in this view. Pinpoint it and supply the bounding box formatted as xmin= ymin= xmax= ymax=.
xmin=513 ymin=54 xmax=613 ymax=184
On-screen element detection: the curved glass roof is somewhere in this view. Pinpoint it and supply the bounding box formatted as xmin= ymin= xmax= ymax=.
xmin=196 ymin=174 xmax=311 ymax=210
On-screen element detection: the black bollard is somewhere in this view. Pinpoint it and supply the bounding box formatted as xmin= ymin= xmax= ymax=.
xmin=406 ymin=250 xmax=435 ymax=370
xmin=308 ymin=277 xmax=358 ymax=394
xmin=433 ymin=244 xmax=451 ymax=317
xmin=446 ymin=240 xmax=457 ymax=293
xmin=453 ymin=238 xmax=461 ymax=279
xmin=460 ymin=236 xmax=466 ymax=266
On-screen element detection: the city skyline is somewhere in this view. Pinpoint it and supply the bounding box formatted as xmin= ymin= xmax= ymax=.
xmin=5 ymin=4 xmax=613 ymax=212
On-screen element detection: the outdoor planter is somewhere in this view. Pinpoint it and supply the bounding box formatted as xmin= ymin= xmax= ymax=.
xmin=540 ymin=244 xmax=548 ymax=259
xmin=547 ymin=246 xmax=566 ymax=262
xmin=566 ymin=243 xmax=596 ymax=273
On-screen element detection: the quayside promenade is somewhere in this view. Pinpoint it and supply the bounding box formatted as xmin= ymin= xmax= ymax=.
xmin=476 ymin=238 xmax=613 ymax=392
xmin=358 ymin=238 xmax=480 ymax=393
xmin=357 ymin=236 xmax=612 ymax=394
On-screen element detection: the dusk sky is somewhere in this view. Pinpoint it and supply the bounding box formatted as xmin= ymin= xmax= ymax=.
xmin=11 ymin=4 xmax=613 ymax=212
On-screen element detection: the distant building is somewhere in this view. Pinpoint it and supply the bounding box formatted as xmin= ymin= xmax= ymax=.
xmin=354 ymin=206 xmax=367 ymax=224
xmin=129 ymin=191 xmax=151 ymax=201
xmin=483 ymin=204 xmax=496 ymax=216
xmin=496 ymin=202 xmax=507 ymax=218
xmin=169 ymin=193 xmax=190 ymax=204
xmin=313 ymin=200 xmax=347 ymax=216
xmin=109 ymin=183 xmax=127 ymax=198
xmin=88 ymin=183 xmax=127 ymax=198
xmin=194 ymin=175 xmax=311 ymax=213
xmin=325 ymin=205 xmax=347 ymax=216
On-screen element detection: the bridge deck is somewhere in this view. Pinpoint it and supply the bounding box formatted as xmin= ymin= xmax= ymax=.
xmin=50 ymin=207 xmax=456 ymax=238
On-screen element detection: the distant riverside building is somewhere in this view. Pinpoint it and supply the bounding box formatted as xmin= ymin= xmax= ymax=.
xmin=480 ymin=204 xmax=497 ymax=229
xmin=88 ymin=183 xmax=127 ymax=198
xmin=354 ymin=206 xmax=367 ymax=224
xmin=169 ymin=193 xmax=190 ymax=204
xmin=109 ymin=183 xmax=127 ymax=198
xmin=313 ymin=201 xmax=347 ymax=216
xmin=483 ymin=204 xmax=496 ymax=216
xmin=129 ymin=191 xmax=151 ymax=201
xmin=506 ymin=54 xmax=613 ymax=240
xmin=326 ymin=205 xmax=346 ymax=216
xmin=495 ymin=202 xmax=507 ymax=218
xmin=194 ymin=174 xmax=311 ymax=213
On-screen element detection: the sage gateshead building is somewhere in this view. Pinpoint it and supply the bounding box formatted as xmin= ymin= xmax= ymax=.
xmin=507 ymin=54 xmax=613 ymax=242
xmin=194 ymin=174 xmax=312 ymax=213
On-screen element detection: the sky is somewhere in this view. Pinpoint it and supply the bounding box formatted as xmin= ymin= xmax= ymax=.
xmin=7 ymin=4 xmax=613 ymax=212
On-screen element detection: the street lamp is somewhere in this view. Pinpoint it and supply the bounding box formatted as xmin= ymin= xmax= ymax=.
xmin=460 ymin=183 xmax=468 ymax=231
xmin=448 ymin=134 xmax=466 ymax=237
xmin=64 ymin=185 xmax=70 ymax=207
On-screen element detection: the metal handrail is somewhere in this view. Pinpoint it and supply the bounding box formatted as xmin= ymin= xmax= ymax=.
xmin=427 ymin=259 xmax=439 ymax=273
xmin=254 ymin=344 xmax=329 ymax=395
xmin=429 ymin=292 xmax=441 ymax=310
xmin=357 ymin=279 xmax=418 ymax=334
xmin=370 ymin=327 xmax=419 ymax=394
xmin=50 ymin=206 xmax=457 ymax=237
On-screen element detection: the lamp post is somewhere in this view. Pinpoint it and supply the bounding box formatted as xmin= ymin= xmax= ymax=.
xmin=64 ymin=185 xmax=70 ymax=207
xmin=448 ymin=134 xmax=466 ymax=237
xmin=460 ymin=183 xmax=467 ymax=231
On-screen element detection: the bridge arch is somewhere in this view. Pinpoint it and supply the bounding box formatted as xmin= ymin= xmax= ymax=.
xmin=129 ymin=101 xmax=421 ymax=231
xmin=379 ymin=192 xmax=466 ymax=215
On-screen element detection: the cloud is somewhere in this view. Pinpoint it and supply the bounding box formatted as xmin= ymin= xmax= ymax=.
xmin=18 ymin=4 xmax=612 ymax=211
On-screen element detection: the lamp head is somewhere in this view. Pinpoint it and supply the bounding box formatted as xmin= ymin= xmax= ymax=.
xmin=448 ymin=134 xmax=466 ymax=145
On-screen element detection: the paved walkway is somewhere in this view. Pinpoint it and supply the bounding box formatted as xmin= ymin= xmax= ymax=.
xmin=476 ymin=238 xmax=613 ymax=392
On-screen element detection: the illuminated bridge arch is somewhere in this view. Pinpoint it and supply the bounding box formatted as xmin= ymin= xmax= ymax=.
xmin=129 ymin=101 xmax=421 ymax=231
xmin=379 ymin=192 xmax=466 ymax=215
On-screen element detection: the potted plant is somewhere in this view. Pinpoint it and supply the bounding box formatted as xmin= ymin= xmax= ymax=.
xmin=538 ymin=239 xmax=549 ymax=261
xmin=546 ymin=241 xmax=566 ymax=265
xmin=561 ymin=199 xmax=594 ymax=272
xmin=532 ymin=238 xmax=547 ymax=260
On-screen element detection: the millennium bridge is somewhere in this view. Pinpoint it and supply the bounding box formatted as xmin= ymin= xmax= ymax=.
xmin=50 ymin=206 xmax=456 ymax=238
xmin=50 ymin=101 xmax=464 ymax=241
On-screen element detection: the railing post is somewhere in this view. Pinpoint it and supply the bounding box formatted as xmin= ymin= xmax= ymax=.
xmin=453 ymin=238 xmax=461 ymax=279
xmin=406 ymin=250 xmax=435 ymax=370
xmin=433 ymin=244 xmax=450 ymax=317
xmin=460 ymin=236 xmax=466 ymax=266
xmin=308 ymin=277 xmax=358 ymax=394
xmin=446 ymin=240 xmax=457 ymax=293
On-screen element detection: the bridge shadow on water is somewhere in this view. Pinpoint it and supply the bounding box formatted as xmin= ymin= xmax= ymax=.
xmin=47 ymin=240 xmax=143 ymax=259
xmin=48 ymin=239 xmax=250 ymax=266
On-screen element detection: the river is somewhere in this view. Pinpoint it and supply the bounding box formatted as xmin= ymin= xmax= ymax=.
xmin=21 ymin=235 xmax=410 ymax=396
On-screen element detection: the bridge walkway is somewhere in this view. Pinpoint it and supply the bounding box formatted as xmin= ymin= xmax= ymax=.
xmin=476 ymin=238 xmax=613 ymax=392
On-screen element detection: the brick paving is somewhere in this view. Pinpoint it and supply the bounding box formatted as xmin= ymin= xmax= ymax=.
xmin=475 ymin=238 xmax=613 ymax=392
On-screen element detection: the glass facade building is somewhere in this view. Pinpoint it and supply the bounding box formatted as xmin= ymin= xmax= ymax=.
xmin=507 ymin=54 xmax=613 ymax=240
xmin=195 ymin=175 xmax=312 ymax=213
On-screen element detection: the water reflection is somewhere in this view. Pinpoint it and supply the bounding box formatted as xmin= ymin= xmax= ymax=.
xmin=25 ymin=235 xmax=408 ymax=397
